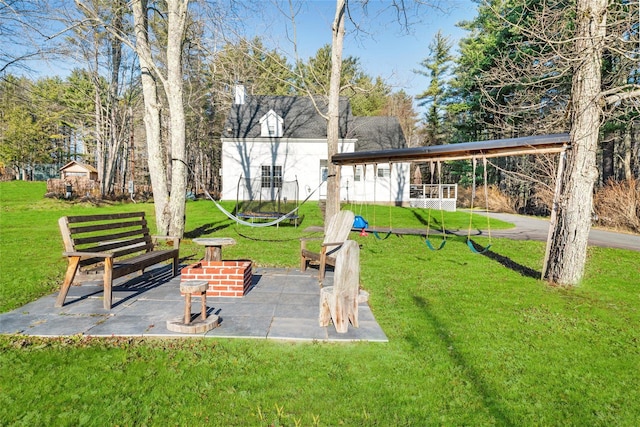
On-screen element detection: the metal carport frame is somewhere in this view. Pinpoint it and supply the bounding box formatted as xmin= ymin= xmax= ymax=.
xmin=331 ymin=133 xmax=571 ymax=279
xmin=331 ymin=134 xmax=570 ymax=166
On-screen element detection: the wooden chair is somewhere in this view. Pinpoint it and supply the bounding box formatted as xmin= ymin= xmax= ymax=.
xmin=300 ymin=210 xmax=355 ymax=281
xmin=319 ymin=240 xmax=360 ymax=333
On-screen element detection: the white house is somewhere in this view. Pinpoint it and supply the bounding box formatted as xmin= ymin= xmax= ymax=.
xmin=220 ymin=88 xmax=410 ymax=206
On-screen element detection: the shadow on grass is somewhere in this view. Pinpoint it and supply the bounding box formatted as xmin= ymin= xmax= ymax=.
xmin=410 ymin=208 xmax=450 ymax=232
xmin=467 ymin=239 xmax=541 ymax=279
xmin=409 ymin=209 xmax=461 ymax=239
xmin=184 ymin=221 xmax=231 ymax=239
xmin=412 ymin=295 xmax=514 ymax=425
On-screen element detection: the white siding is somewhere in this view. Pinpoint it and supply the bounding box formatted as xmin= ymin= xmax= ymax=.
xmin=221 ymin=138 xmax=410 ymax=204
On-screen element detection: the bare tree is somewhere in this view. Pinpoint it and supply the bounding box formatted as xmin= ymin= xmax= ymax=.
xmin=129 ymin=0 xmax=172 ymax=234
xmin=78 ymin=0 xmax=190 ymax=237
xmin=130 ymin=0 xmax=190 ymax=237
xmin=322 ymin=0 xmax=440 ymax=222
xmin=0 ymin=0 xmax=55 ymax=74
xmin=70 ymin=0 xmax=131 ymax=196
xmin=465 ymin=0 xmax=639 ymax=285
xmin=324 ymin=0 xmax=346 ymax=226
xmin=543 ymin=0 xmax=609 ymax=284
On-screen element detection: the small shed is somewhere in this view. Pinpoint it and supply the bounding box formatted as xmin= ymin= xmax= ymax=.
xmin=59 ymin=161 xmax=98 ymax=181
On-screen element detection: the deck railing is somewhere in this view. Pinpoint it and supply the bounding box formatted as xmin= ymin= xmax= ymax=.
xmin=409 ymin=184 xmax=457 ymax=211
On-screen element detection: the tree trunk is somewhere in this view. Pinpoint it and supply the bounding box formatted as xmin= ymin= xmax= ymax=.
xmin=633 ymin=123 xmax=640 ymax=179
xmin=94 ymin=65 xmax=105 ymax=195
xmin=543 ymin=0 xmax=607 ymax=285
xmin=164 ymin=0 xmax=189 ymax=238
xmin=325 ymin=0 xmax=346 ymax=228
xmin=601 ymin=135 xmax=613 ymax=184
xmin=621 ymin=125 xmax=632 ymax=180
xmin=132 ymin=0 xmax=170 ymax=235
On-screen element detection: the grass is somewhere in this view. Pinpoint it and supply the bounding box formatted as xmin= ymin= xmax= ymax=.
xmin=1 ymin=181 xmax=639 ymax=425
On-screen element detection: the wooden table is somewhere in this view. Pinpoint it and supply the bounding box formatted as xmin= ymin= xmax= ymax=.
xmin=192 ymin=237 xmax=237 ymax=261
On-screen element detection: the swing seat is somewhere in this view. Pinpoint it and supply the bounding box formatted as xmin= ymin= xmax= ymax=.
xmin=467 ymin=239 xmax=491 ymax=254
xmin=425 ymin=238 xmax=446 ymax=251
xmin=372 ymin=230 xmax=393 ymax=240
xmin=300 ymin=210 xmax=355 ymax=281
xmin=353 ymin=215 xmax=368 ymax=229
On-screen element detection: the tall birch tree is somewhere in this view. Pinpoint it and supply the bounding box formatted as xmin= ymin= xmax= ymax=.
xmin=79 ymin=0 xmax=190 ymax=236
xmin=131 ymin=0 xmax=190 ymax=237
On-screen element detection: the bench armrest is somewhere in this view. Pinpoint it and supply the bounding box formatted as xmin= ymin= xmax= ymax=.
xmin=300 ymin=237 xmax=322 ymax=242
xmin=152 ymin=235 xmax=181 ymax=249
xmin=300 ymin=236 xmax=322 ymax=250
xmin=322 ymin=241 xmax=345 ymax=247
xmin=62 ymin=251 xmax=114 ymax=259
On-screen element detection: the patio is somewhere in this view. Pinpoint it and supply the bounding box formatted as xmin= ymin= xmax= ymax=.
xmin=0 ymin=265 xmax=388 ymax=342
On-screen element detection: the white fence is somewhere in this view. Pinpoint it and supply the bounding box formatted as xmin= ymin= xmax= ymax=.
xmin=409 ymin=184 xmax=458 ymax=211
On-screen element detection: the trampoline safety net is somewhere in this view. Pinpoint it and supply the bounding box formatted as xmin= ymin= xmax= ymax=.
xmin=235 ymin=176 xmax=299 ymax=222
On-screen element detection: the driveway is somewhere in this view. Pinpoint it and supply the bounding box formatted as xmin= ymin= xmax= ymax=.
xmin=479 ymin=211 xmax=640 ymax=252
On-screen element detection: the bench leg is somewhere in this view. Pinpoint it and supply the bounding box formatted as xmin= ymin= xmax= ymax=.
xmin=103 ymin=257 xmax=113 ymax=310
xmin=55 ymin=256 xmax=80 ymax=308
xmin=201 ymin=292 xmax=207 ymax=321
xmin=172 ymin=255 xmax=179 ymax=276
xmin=319 ymin=248 xmax=327 ymax=282
xmin=300 ymin=241 xmax=308 ymax=272
xmin=184 ymin=293 xmax=192 ymax=324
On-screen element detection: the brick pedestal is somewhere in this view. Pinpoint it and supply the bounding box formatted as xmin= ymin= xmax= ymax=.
xmin=181 ymin=261 xmax=252 ymax=297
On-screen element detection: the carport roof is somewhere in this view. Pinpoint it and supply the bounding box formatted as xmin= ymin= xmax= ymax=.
xmin=331 ymin=133 xmax=570 ymax=165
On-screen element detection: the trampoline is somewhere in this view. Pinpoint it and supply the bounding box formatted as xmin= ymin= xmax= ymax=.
xmin=235 ymin=176 xmax=299 ymax=226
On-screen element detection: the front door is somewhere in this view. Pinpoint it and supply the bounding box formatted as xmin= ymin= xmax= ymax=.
xmin=319 ymin=160 xmax=328 ymax=199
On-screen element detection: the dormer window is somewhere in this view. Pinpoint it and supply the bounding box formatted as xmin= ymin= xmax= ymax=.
xmin=259 ymin=109 xmax=283 ymax=138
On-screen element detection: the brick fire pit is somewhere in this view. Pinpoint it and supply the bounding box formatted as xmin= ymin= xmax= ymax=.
xmin=180 ymin=261 xmax=253 ymax=297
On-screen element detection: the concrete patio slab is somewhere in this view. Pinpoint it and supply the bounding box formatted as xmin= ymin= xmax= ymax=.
xmin=0 ymin=266 xmax=388 ymax=343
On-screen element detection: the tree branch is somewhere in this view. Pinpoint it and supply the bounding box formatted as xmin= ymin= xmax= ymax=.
xmin=602 ymin=86 xmax=640 ymax=105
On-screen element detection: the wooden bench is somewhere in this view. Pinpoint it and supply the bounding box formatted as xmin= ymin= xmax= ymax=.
xmin=55 ymin=212 xmax=180 ymax=309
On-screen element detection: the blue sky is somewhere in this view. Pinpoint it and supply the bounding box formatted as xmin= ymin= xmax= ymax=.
xmin=16 ymin=0 xmax=479 ymax=108
xmin=258 ymin=0 xmax=479 ymax=99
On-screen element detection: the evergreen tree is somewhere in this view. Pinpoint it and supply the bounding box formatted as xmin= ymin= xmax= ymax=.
xmin=414 ymin=31 xmax=454 ymax=146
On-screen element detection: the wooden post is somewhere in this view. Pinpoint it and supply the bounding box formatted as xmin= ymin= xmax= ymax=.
xmin=184 ymin=293 xmax=192 ymax=324
xmin=201 ymin=293 xmax=207 ymax=321
xmin=103 ymin=257 xmax=113 ymax=310
xmin=542 ymin=145 xmax=568 ymax=279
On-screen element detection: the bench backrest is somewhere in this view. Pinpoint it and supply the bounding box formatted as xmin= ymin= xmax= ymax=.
xmin=59 ymin=212 xmax=153 ymax=267
xmin=333 ymin=240 xmax=360 ymax=297
xmin=324 ymin=210 xmax=355 ymax=250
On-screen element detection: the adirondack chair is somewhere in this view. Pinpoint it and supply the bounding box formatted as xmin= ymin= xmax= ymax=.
xmin=300 ymin=209 xmax=355 ymax=281
xmin=319 ymin=240 xmax=360 ymax=333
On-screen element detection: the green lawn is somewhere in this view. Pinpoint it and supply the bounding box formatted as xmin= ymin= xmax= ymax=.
xmin=1 ymin=181 xmax=639 ymax=426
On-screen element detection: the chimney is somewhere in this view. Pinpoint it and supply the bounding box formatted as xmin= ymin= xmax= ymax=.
xmin=234 ymin=84 xmax=245 ymax=105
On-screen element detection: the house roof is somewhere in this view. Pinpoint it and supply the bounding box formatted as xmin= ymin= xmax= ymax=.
xmin=222 ymin=95 xmax=406 ymax=151
xmin=222 ymin=95 xmax=351 ymax=139
xmin=350 ymin=116 xmax=406 ymax=151
xmin=59 ymin=160 xmax=98 ymax=173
